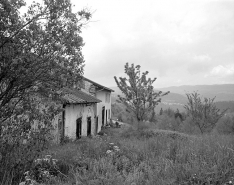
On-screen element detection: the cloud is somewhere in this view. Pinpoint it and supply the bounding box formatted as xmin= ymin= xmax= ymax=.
xmin=187 ymin=54 xmax=212 ymax=75
xmin=74 ymin=0 xmax=234 ymax=87
xmin=205 ymin=65 xmax=234 ymax=79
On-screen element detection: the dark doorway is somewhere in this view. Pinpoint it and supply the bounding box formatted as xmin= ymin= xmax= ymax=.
xmin=102 ymin=106 xmax=105 ymax=126
xmin=106 ymin=110 xmax=108 ymax=125
xmin=96 ymin=117 xmax=98 ymax=134
xmin=76 ymin=118 xmax=82 ymax=139
xmin=87 ymin=117 xmax=91 ymax=136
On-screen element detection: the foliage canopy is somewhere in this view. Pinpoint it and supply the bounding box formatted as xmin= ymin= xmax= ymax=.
xmin=114 ymin=63 xmax=169 ymax=122
xmin=0 ymin=0 xmax=91 ymax=121
xmin=0 ymin=0 xmax=91 ymax=183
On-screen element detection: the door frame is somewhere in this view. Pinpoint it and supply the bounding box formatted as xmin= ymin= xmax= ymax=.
xmin=76 ymin=117 xmax=82 ymax=139
xmin=102 ymin=106 xmax=105 ymax=126
xmin=87 ymin=116 xmax=92 ymax=136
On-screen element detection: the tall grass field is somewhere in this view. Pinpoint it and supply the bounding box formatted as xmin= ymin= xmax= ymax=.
xmin=37 ymin=122 xmax=234 ymax=185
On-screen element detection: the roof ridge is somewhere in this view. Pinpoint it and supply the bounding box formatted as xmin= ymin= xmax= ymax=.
xmin=61 ymin=87 xmax=102 ymax=104
xmin=83 ymin=77 xmax=114 ymax=92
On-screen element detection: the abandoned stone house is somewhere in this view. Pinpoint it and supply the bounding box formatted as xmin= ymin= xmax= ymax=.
xmin=51 ymin=77 xmax=114 ymax=143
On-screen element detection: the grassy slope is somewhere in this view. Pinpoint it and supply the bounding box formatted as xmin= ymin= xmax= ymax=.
xmin=44 ymin=123 xmax=234 ymax=185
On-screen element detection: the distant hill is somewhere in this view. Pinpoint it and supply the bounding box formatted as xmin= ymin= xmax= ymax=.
xmin=111 ymin=84 xmax=234 ymax=114
xmin=160 ymin=92 xmax=187 ymax=104
xmin=158 ymin=84 xmax=234 ymax=102
xmin=111 ymin=84 xmax=234 ymax=102
xmin=111 ymin=87 xmax=187 ymax=104
xmin=215 ymin=101 xmax=234 ymax=113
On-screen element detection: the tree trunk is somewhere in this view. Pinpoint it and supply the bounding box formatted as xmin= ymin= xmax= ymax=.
xmin=137 ymin=117 xmax=142 ymax=130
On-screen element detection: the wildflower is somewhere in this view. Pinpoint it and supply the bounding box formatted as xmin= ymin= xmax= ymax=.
xmin=52 ymin=159 xmax=58 ymax=165
xmin=43 ymin=170 xmax=50 ymax=177
xmin=106 ymin=150 xmax=112 ymax=154
xmin=34 ymin=158 xmax=42 ymax=164
xmin=25 ymin=179 xmax=36 ymax=185
xmin=113 ymin=146 xmax=120 ymax=151
xmin=45 ymin=155 xmax=52 ymax=159
xmin=43 ymin=158 xmax=50 ymax=162
xmin=24 ymin=171 xmax=29 ymax=176
xmin=25 ymin=175 xmax=31 ymax=180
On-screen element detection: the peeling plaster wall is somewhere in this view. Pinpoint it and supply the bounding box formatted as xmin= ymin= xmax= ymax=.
xmin=64 ymin=103 xmax=96 ymax=140
xmin=96 ymin=90 xmax=112 ymax=133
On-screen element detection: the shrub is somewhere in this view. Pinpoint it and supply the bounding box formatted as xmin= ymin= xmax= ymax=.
xmin=179 ymin=116 xmax=201 ymax=134
xmin=215 ymin=115 xmax=234 ymax=134
xmin=19 ymin=155 xmax=69 ymax=185
xmin=156 ymin=115 xmax=181 ymax=131
xmin=184 ymin=92 xmax=227 ymax=133
xmin=60 ymin=136 xmax=72 ymax=145
xmin=0 ymin=127 xmax=51 ymax=185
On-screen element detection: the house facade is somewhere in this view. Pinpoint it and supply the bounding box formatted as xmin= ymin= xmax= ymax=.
xmin=56 ymin=78 xmax=114 ymax=141
xmin=82 ymin=77 xmax=114 ymax=133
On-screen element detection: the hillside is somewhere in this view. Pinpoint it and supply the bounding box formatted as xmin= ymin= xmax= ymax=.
xmin=111 ymin=87 xmax=187 ymax=104
xmin=160 ymin=92 xmax=187 ymax=104
xmin=111 ymin=84 xmax=234 ymax=114
xmin=215 ymin=101 xmax=234 ymax=113
xmin=111 ymin=84 xmax=234 ymax=102
xmin=158 ymin=84 xmax=234 ymax=102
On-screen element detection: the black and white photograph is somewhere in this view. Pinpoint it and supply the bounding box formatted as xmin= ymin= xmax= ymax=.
xmin=0 ymin=0 xmax=234 ymax=184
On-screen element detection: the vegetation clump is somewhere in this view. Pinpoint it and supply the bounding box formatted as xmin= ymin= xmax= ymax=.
xmin=184 ymin=92 xmax=227 ymax=133
xmin=19 ymin=155 xmax=69 ymax=185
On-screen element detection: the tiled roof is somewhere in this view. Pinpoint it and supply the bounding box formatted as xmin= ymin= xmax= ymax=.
xmin=61 ymin=87 xmax=102 ymax=104
xmin=83 ymin=77 xmax=114 ymax=92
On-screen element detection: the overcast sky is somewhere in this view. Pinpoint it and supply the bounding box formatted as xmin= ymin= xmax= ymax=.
xmin=24 ymin=0 xmax=234 ymax=88
xmin=72 ymin=0 xmax=234 ymax=88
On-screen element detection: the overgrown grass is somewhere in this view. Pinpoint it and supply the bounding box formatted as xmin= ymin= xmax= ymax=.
xmin=41 ymin=123 xmax=234 ymax=185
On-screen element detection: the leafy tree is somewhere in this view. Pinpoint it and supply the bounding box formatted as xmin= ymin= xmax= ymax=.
xmin=184 ymin=92 xmax=227 ymax=133
xmin=0 ymin=0 xmax=91 ymax=183
xmin=114 ymin=63 xmax=169 ymax=124
xmin=0 ymin=0 xmax=91 ymax=123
